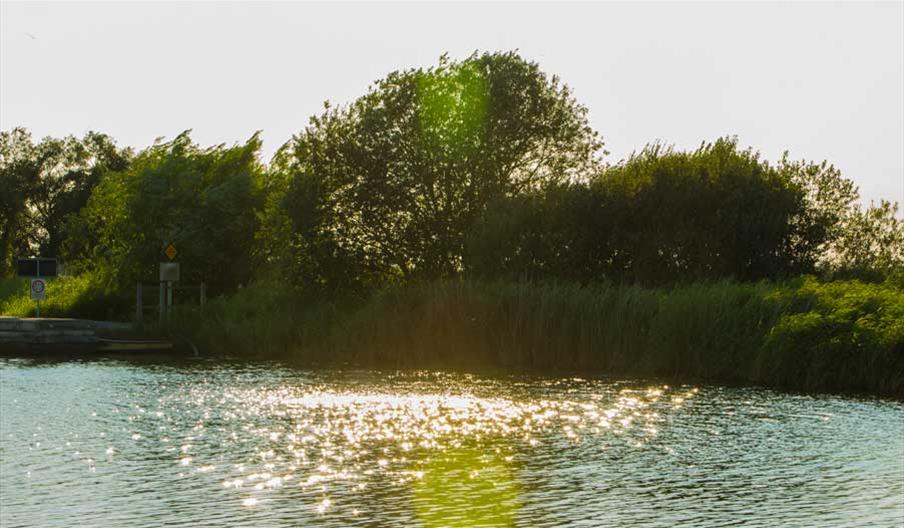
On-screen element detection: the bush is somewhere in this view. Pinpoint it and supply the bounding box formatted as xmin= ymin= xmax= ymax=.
xmin=760 ymin=278 xmax=904 ymax=394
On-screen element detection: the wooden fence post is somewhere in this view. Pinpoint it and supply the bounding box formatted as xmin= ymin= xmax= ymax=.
xmin=166 ymin=281 xmax=173 ymax=319
xmin=135 ymin=282 xmax=143 ymax=324
xmin=158 ymin=281 xmax=165 ymax=322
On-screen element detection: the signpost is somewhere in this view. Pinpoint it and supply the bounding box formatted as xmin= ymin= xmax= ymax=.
xmin=30 ymin=279 xmax=45 ymax=300
xmin=17 ymin=257 xmax=57 ymax=278
xmin=160 ymin=243 xmax=179 ymax=320
xmin=17 ymin=257 xmax=57 ymax=318
xmin=30 ymin=279 xmax=46 ymax=317
xmin=132 ymin=243 xmax=205 ymax=324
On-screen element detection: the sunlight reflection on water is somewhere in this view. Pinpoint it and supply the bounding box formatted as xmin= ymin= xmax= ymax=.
xmin=1 ymin=360 xmax=902 ymax=527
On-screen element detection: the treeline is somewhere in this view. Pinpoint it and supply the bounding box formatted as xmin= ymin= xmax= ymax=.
xmin=3 ymin=52 xmax=901 ymax=298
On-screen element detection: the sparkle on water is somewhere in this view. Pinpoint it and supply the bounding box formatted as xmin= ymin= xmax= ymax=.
xmin=1 ymin=359 xmax=902 ymax=527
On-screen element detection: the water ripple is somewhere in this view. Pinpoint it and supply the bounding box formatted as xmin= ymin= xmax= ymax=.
xmin=1 ymin=360 xmax=902 ymax=527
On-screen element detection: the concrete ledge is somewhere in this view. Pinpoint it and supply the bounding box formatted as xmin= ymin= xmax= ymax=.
xmin=0 ymin=317 xmax=133 ymax=332
xmin=0 ymin=331 xmax=37 ymax=344
xmin=0 ymin=317 xmax=150 ymax=352
xmin=37 ymin=319 xmax=96 ymax=331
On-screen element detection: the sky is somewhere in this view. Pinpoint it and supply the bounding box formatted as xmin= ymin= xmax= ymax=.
xmin=1 ymin=1 xmax=902 ymax=206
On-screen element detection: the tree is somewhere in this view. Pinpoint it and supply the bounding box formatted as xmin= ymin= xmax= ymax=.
xmin=778 ymin=156 xmax=858 ymax=273
xmin=0 ymin=128 xmax=129 ymax=276
xmin=826 ymin=200 xmax=904 ymax=277
xmin=587 ymin=138 xmax=810 ymax=284
xmin=0 ymin=128 xmax=41 ymax=275
xmin=68 ymin=132 xmax=265 ymax=294
xmin=273 ymin=51 xmax=603 ymax=287
xmin=467 ymin=138 xmax=826 ymax=285
xmin=781 ymin=155 xmax=903 ymax=277
xmin=464 ymin=183 xmax=616 ymax=282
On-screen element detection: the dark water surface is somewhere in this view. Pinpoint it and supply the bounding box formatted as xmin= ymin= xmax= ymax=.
xmin=1 ymin=359 xmax=902 ymax=527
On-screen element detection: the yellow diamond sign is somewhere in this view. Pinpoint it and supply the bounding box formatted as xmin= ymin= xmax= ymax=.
xmin=164 ymin=243 xmax=177 ymax=261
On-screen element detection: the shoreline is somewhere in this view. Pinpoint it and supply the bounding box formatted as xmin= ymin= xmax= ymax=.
xmin=4 ymin=277 xmax=903 ymax=398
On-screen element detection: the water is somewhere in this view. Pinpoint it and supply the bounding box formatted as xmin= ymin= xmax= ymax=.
xmin=1 ymin=359 xmax=902 ymax=527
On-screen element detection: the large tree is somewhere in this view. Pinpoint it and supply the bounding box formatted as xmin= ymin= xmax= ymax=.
xmin=0 ymin=128 xmax=129 ymax=276
xmin=273 ymin=51 xmax=603 ymax=286
xmin=597 ymin=139 xmax=812 ymax=283
xmin=466 ymin=138 xmax=835 ymax=285
xmin=780 ymin=156 xmax=904 ymax=277
xmin=67 ymin=132 xmax=265 ymax=293
xmin=0 ymin=128 xmax=40 ymax=275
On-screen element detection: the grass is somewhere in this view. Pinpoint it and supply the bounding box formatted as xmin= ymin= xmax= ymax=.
xmin=0 ymin=272 xmax=132 ymax=320
xmin=0 ymin=277 xmax=28 ymax=311
xmin=758 ymin=279 xmax=904 ymax=394
xmin=170 ymin=277 xmax=904 ymax=396
xmin=5 ymin=272 xmax=901 ymax=395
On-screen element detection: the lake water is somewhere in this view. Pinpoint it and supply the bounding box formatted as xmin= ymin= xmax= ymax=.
xmin=1 ymin=359 xmax=902 ymax=527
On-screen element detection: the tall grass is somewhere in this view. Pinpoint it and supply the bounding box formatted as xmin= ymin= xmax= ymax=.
xmin=0 ymin=272 xmax=131 ymax=320
xmin=177 ymin=277 xmax=904 ymax=396
xmin=0 ymin=278 xmax=28 ymax=312
xmin=757 ymin=279 xmax=904 ymax=394
xmin=5 ymin=271 xmax=900 ymax=395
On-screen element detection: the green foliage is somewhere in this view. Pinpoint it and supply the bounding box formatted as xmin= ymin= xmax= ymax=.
xmin=273 ymin=51 xmax=603 ymax=287
xmin=2 ymin=52 xmax=902 ymax=397
xmin=0 ymin=277 xmax=28 ymax=310
xmin=824 ymin=200 xmax=904 ymax=278
xmin=0 ymin=271 xmax=129 ymax=320
xmin=781 ymin=155 xmax=904 ymax=277
xmin=166 ymin=279 xmax=347 ymax=358
xmin=174 ymin=278 xmax=904 ymax=396
xmin=468 ymin=138 xmax=823 ymax=284
xmin=5 ymin=53 xmax=899 ymax=293
xmin=599 ymin=139 xmax=811 ymax=283
xmin=0 ymin=128 xmax=130 ymax=275
xmin=0 ymin=130 xmax=39 ymax=275
xmin=66 ymin=132 xmax=266 ymax=294
xmin=465 ymin=183 xmax=612 ymax=282
xmin=760 ymin=278 xmax=904 ymax=393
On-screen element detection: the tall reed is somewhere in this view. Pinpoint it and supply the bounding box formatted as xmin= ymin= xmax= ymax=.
xmin=177 ymin=277 xmax=904 ymax=395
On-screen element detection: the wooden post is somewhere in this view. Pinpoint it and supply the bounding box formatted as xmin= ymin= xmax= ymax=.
xmin=158 ymin=281 xmax=165 ymax=322
xmin=35 ymin=260 xmax=40 ymax=318
xmin=166 ymin=281 xmax=173 ymax=319
xmin=135 ymin=282 xmax=143 ymax=324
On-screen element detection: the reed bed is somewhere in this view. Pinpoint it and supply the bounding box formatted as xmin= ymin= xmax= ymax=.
xmin=174 ymin=277 xmax=904 ymax=396
xmin=5 ymin=273 xmax=899 ymax=395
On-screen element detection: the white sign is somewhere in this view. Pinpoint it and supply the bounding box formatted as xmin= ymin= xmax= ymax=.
xmin=160 ymin=262 xmax=180 ymax=282
xmin=31 ymin=278 xmax=46 ymax=301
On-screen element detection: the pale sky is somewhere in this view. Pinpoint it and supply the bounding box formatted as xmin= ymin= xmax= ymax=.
xmin=1 ymin=1 xmax=902 ymax=206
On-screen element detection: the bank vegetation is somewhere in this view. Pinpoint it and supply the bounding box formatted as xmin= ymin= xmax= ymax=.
xmin=2 ymin=52 xmax=902 ymax=395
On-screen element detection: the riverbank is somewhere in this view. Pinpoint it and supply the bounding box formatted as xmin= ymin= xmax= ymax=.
xmin=165 ymin=277 xmax=904 ymax=397
xmin=3 ymin=275 xmax=901 ymax=396
xmin=0 ymin=316 xmax=173 ymax=355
